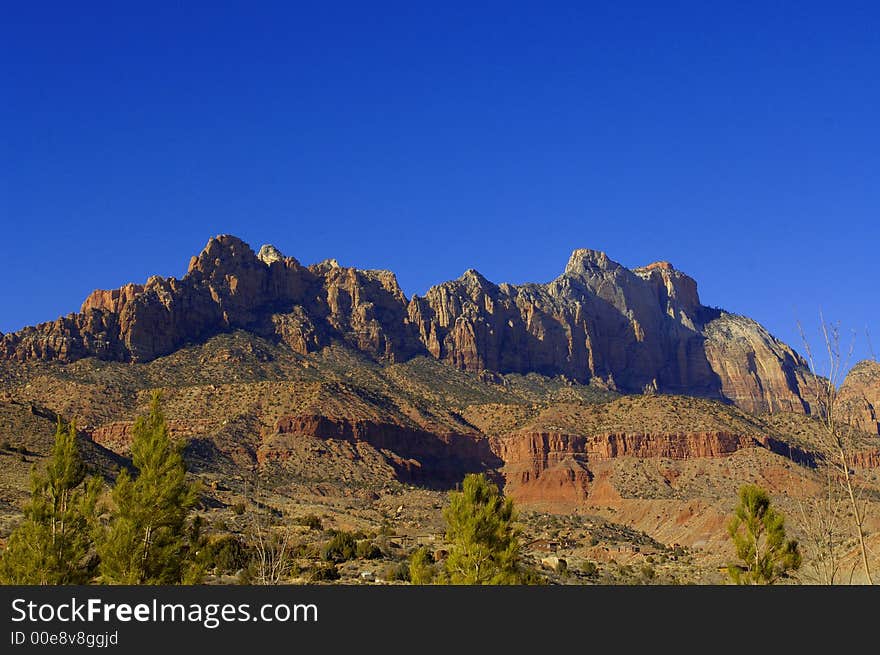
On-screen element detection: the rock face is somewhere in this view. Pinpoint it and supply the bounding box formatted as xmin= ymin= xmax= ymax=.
xmin=2 ymin=236 xmax=423 ymax=364
xmin=267 ymin=414 xmax=501 ymax=486
xmin=409 ymin=252 xmax=694 ymax=392
xmin=89 ymin=419 xmax=216 ymax=454
xmin=408 ymin=250 xmax=815 ymax=413
xmin=702 ymin=314 xmax=818 ymax=414
xmin=840 ymin=361 xmax=880 ymax=435
xmin=0 ymin=235 xmax=817 ymax=414
xmin=494 ymin=429 xmax=823 ymax=506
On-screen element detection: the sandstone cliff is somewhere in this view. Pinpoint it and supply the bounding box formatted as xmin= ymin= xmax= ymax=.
xmin=408 ymin=249 xmax=816 ymax=413
xmin=0 ymin=235 xmax=818 ymax=414
xmin=2 ymin=235 xmax=423 ymax=364
xmin=840 ymin=360 xmax=880 ymax=435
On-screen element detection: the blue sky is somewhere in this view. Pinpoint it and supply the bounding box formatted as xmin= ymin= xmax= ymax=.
xmin=2 ymin=2 xmax=878 ymax=369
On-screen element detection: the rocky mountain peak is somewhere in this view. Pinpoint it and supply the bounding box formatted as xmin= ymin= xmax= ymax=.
xmin=643 ymin=260 xmax=675 ymax=271
xmin=186 ymin=234 xmax=262 ymax=277
xmin=634 ymin=261 xmax=702 ymax=319
xmin=0 ymin=234 xmax=822 ymax=416
xmin=257 ymin=244 xmax=285 ymax=265
xmin=563 ymin=249 xmax=617 ymax=277
xmin=458 ymin=268 xmax=496 ymax=292
xmin=309 ymin=258 xmax=342 ymax=275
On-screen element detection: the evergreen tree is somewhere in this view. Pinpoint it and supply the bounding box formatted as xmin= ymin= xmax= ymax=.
xmin=408 ymin=546 xmax=436 ymax=585
xmin=97 ymin=392 xmax=199 ymax=584
xmin=442 ymin=473 xmax=522 ymax=584
xmin=727 ymin=484 xmax=801 ymax=584
xmin=0 ymin=420 xmax=101 ymax=584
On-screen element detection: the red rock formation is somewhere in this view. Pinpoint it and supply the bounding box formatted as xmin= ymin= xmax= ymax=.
xmin=634 ymin=261 xmax=701 ymax=326
xmin=0 ymin=235 xmax=819 ymax=416
xmin=81 ymin=283 xmax=145 ymax=314
xmin=269 ymin=414 xmax=501 ymax=485
xmin=407 ymin=252 xmax=721 ymax=397
xmin=409 ymin=250 xmax=816 ymax=413
xmin=494 ymin=429 xmax=824 ymax=505
xmin=840 ymin=360 xmax=880 ymax=435
xmin=850 ymin=449 xmax=880 ymax=468
xmin=1 ymin=235 xmax=422 ymax=364
xmin=273 ymin=414 xmax=495 ymax=461
xmin=494 ymin=430 xmax=760 ymax=468
xmin=90 ymin=419 xmax=215 ymax=453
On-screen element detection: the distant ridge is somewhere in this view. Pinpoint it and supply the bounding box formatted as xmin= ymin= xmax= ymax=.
xmin=1 ymin=234 xmax=820 ymax=414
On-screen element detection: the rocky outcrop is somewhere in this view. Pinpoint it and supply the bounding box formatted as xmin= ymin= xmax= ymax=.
xmin=840 ymin=361 xmax=880 ymax=435
xmin=268 ymin=414 xmax=501 ymax=486
xmin=265 ymin=410 xmax=837 ymax=497
xmin=1 ymin=236 xmax=423 ymax=364
xmin=849 ymin=449 xmax=880 ymax=468
xmin=495 ymin=431 xmax=760 ymax=483
xmin=0 ymin=235 xmax=818 ymax=415
xmin=702 ymin=314 xmax=818 ymax=414
xmin=409 ymin=250 xmax=815 ymax=413
xmin=495 ymin=428 xmax=823 ymax=505
xmin=89 ymin=418 xmax=216 ymax=454
xmin=407 ymin=252 xmax=720 ymax=395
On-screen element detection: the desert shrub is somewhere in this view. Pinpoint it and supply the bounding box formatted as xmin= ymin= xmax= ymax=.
xmin=383 ymin=561 xmax=410 ymax=582
xmin=310 ymin=563 xmax=340 ymax=582
xmin=640 ymin=564 xmax=656 ymax=581
xmin=203 ymin=534 xmax=248 ymax=573
xmin=239 ymin=555 xmax=299 ymax=584
xmin=617 ymin=564 xmax=634 ymax=577
xmin=581 ymin=561 xmax=599 ymax=577
xmin=512 ymin=565 xmax=546 ymax=585
xmin=555 ymin=559 xmax=568 ymax=576
xmin=297 ymin=514 xmax=323 ymax=530
xmin=289 ymin=542 xmax=319 ymax=558
xmin=356 ymin=540 xmax=382 ymax=560
xmin=232 ymin=502 xmax=246 ymax=515
xmin=236 ymin=565 xmax=253 ymax=585
xmin=322 ymin=530 xmax=358 ymax=563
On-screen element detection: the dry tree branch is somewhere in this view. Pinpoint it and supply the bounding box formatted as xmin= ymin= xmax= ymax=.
xmin=797 ymin=313 xmax=873 ymax=584
xmin=243 ymin=472 xmax=293 ymax=585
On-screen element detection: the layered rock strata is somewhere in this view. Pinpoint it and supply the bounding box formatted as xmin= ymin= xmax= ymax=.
xmin=1 ymin=235 xmax=819 ymax=414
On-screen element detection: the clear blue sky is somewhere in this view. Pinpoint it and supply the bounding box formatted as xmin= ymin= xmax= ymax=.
xmin=2 ymin=2 xmax=878 ymax=369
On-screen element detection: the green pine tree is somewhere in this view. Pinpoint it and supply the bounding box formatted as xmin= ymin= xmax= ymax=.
xmin=727 ymin=484 xmax=801 ymax=585
xmin=97 ymin=392 xmax=199 ymax=584
xmin=408 ymin=546 xmax=436 ymax=585
xmin=0 ymin=420 xmax=101 ymax=584
xmin=442 ymin=473 xmax=523 ymax=585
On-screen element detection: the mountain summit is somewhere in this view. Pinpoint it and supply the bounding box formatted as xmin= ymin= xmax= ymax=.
xmin=1 ymin=234 xmax=817 ymax=414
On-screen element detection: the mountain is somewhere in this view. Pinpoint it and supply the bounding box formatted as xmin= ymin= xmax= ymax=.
xmin=2 ymin=235 xmax=878 ymax=582
xmin=1 ymin=234 xmax=817 ymax=414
